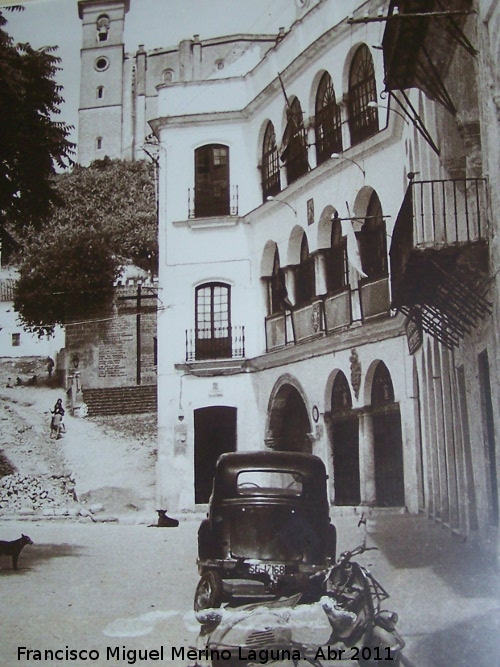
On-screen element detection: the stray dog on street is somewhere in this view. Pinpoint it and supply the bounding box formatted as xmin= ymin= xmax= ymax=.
xmin=149 ymin=509 xmax=179 ymax=527
xmin=0 ymin=534 xmax=33 ymax=570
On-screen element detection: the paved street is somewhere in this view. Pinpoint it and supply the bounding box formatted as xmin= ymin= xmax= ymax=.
xmin=0 ymin=514 xmax=498 ymax=667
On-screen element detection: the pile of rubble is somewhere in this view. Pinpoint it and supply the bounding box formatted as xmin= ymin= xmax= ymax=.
xmin=0 ymin=472 xmax=79 ymax=515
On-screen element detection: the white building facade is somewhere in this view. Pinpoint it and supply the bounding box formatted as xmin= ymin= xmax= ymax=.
xmin=151 ymin=0 xmax=428 ymax=518
xmin=78 ymin=0 xmax=500 ymax=560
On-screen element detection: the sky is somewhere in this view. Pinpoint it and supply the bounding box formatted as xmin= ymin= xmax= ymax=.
xmin=2 ymin=0 xmax=296 ymax=147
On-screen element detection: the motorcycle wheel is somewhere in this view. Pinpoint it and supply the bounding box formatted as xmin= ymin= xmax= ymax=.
xmin=194 ymin=570 xmax=223 ymax=611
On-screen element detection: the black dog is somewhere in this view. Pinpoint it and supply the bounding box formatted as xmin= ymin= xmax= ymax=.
xmin=0 ymin=534 xmax=33 ymax=570
xmin=150 ymin=509 xmax=179 ymax=528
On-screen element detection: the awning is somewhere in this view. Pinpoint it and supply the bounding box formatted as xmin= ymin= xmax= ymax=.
xmin=382 ymin=0 xmax=476 ymax=115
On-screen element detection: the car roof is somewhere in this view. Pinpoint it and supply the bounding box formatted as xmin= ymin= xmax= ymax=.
xmin=215 ymin=450 xmax=326 ymax=477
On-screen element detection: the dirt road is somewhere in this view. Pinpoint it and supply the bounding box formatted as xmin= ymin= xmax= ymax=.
xmin=0 ymin=384 xmax=157 ymax=519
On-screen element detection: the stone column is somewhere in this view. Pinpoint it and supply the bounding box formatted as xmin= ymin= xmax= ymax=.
xmin=359 ymin=412 xmax=376 ymax=504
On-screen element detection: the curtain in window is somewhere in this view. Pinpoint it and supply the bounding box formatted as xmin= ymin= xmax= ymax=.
xmin=326 ymin=215 xmax=348 ymax=293
xmin=281 ymin=99 xmax=309 ymax=185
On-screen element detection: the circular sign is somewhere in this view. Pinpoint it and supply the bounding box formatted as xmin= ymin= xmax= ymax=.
xmin=312 ymin=405 xmax=320 ymax=423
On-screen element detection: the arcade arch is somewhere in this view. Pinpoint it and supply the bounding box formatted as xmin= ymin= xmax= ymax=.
xmin=266 ymin=377 xmax=312 ymax=453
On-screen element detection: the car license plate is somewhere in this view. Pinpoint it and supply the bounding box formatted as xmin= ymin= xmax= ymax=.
xmin=248 ymin=563 xmax=285 ymax=578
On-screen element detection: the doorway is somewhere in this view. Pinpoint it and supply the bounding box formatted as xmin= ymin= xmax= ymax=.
xmin=330 ymin=372 xmax=360 ymax=505
xmin=267 ymin=382 xmax=311 ymax=452
xmin=371 ymin=363 xmax=405 ymax=507
xmin=194 ymin=406 xmax=236 ymax=504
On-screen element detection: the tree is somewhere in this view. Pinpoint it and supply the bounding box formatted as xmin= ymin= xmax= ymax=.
xmin=0 ymin=7 xmax=75 ymax=235
xmin=49 ymin=158 xmax=158 ymax=273
xmin=14 ymin=158 xmax=158 ymax=335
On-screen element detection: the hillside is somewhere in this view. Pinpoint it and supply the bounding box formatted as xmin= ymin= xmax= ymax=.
xmin=0 ymin=358 xmax=157 ymax=520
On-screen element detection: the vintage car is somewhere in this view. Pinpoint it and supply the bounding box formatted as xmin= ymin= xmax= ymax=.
xmin=194 ymin=450 xmax=337 ymax=611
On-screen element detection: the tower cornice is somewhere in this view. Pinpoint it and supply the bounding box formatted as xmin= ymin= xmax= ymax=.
xmin=78 ymin=0 xmax=130 ymax=20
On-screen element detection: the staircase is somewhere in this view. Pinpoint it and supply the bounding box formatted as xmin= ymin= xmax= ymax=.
xmin=82 ymin=385 xmax=157 ymax=416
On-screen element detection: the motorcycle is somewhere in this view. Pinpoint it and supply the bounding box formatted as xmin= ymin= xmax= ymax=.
xmin=192 ymin=542 xmax=405 ymax=667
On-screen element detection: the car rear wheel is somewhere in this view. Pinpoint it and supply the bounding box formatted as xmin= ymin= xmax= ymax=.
xmin=194 ymin=570 xmax=223 ymax=611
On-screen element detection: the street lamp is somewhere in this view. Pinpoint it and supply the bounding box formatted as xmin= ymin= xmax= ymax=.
xmin=266 ymin=196 xmax=297 ymax=216
xmin=330 ymin=153 xmax=365 ymax=177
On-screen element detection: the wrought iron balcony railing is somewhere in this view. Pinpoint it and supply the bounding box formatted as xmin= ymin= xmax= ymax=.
xmin=411 ymin=178 xmax=486 ymax=248
xmin=390 ymin=177 xmax=491 ymax=348
xmin=185 ymin=325 xmax=245 ymax=362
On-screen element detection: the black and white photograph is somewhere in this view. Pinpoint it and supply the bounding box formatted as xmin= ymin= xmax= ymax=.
xmin=0 ymin=1 xmax=499 ymax=665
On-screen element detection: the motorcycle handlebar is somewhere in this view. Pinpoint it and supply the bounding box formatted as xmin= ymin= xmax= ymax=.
xmin=338 ymin=544 xmax=379 ymax=563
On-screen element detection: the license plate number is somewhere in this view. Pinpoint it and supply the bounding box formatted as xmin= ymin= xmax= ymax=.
xmin=248 ymin=563 xmax=285 ymax=577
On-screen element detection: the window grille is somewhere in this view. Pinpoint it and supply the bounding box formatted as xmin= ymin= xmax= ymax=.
xmin=315 ymin=72 xmax=342 ymax=164
xmin=262 ymin=122 xmax=281 ymax=200
xmin=348 ymin=45 xmax=379 ymax=145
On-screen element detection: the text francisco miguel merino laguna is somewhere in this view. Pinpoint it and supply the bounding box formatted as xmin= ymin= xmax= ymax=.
xmin=17 ymin=645 xmax=349 ymax=663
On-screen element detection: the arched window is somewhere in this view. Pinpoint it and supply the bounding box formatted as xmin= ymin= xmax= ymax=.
xmin=96 ymin=15 xmax=110 ymax=42
xmin=372 ymin=362 xmax=395 ymax=405
xmin=295 ymin=234 xmax=315 ymax=306
xmin=96 ymin=136 xmax=103 ymax=150
xmin=358 ymin=191 xmax=388 ymax=279
xmin=348 ymin=45 xmax=379 ymax=145
xmin=281 ymin=98 xmax=309 ymax=185
xmin=315 ymin=72 xmax=342 ymax=165
xmin=269 ymin=248 xmax=287 ymax=314
xmin=262 ymin=122 xmax=281 ymax=200
xmin=194 ymin=144 xmax=230 ymax=217
xmin=332 ymin=372 xmax=352 ymax=411
xmin=97 ymin=86 xmax=104 ymax=99
xmin=195 ymin=282 xmax=231 ymax=359
xmin=326 ymin=214 xmax=348 ymax=293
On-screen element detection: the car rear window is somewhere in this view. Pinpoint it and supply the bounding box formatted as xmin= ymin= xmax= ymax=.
xmin=236 ymin=470 xmax=303 ymax=496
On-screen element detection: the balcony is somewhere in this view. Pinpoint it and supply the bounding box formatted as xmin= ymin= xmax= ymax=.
xmin=264 ymin=286 xmax=388 ymax=352
xmin=265 ymin=311 xmax=294 ymax=352
xmin=390 ymin=178 xmax=492 ymax=348
xmin=188 ymin=185 xmax=239 ymax=219
xmin=292 ymin=298 xmax=325 ymax=344
xmin=185 ymin=326 xmax=245 ymax=362
xmin=324 ymin=288 xmax=352 ymax=333
xmin=360 ymin=276 xmax=390 ymax=321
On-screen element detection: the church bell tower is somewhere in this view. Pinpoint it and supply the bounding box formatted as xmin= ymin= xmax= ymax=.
xmin=77 ymin=0 xmax=130 ymax=166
